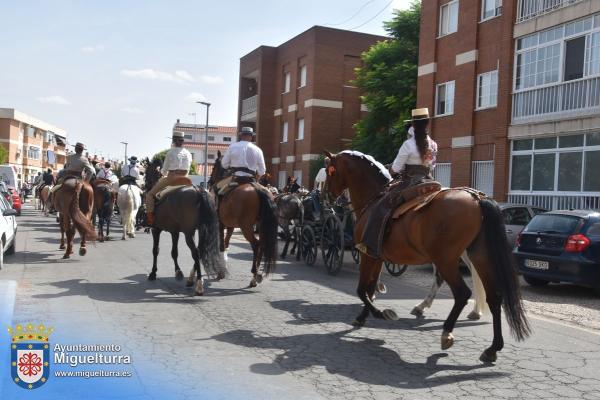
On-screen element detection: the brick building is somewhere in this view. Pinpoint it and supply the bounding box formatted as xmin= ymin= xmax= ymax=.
xmin=0 ymin=108 xmax=67 ymax=187
xmin=417 ymin=0 xmax=600 ymax=209
xmin=173 ymin=120 xmax=236 ymax=177
xmin=237 ymin=26 xmax=387 ymax=189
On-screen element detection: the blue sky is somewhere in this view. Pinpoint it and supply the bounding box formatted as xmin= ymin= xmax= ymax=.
xmin=0 ymin=0 xmax=412 ymax=159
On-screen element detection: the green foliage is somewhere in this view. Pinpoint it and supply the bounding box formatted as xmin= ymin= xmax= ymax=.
xmin=309 ymin=155 xmax=326 ymax=189
xmin=189 ymin=162 xmax=198 ymax=175
xmin=0 ymin=144 xmax=8 ymax=164
xmin=352 ymin=2 xmax=421 ymax=164
xmin=151 ymin=149 xmax=168 ymax=164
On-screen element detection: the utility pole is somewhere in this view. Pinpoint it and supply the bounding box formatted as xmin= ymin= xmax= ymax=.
xmin=197 ymin=102 xmax=211 ymax=186
xmin=120 ymin=141 xmax=128 ymax=164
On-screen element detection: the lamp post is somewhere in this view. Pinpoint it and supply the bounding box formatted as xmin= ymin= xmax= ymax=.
xmin=120 ymin=141 xmax=128 ymax=164
xmin=197 ymin=101 xmax=211 ymax=186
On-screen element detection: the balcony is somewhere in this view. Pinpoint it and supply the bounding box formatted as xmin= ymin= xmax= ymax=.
xmin=508 ymin=193 xmax=600 ymax=210
xmin=516 ymin=0 xmax=584 ymax=23
xmin=512 ymin=76 xmax=600 ymax=123
xmin=241 ymin=95 xmax=258 ymax=122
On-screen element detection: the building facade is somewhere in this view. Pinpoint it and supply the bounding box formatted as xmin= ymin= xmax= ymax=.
xmin=0 ymin=108 xmax=67 ymax=186
xmin=173 ymin=120 xmax=236 ymax=177
xmin=237 ymin=26 xmax=387 ymax=189
xmin=417 ymin=0 xmax=600 ymax=210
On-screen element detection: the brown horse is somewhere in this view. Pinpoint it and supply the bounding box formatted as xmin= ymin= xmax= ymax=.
xmin=40 ymin=185 xmax=52 ymax=216
xmin=323 ymin=150 xmax=530 ymax=363
xmin=210 ymin=154 xmax=278 ymax=287
xmin=53 ymin=177 xmax=97 ymax=259
xmin=91 ymin=179 xmax=117 ymax=242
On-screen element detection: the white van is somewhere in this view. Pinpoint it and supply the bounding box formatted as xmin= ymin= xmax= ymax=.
xmin=0 ymin=165 xmax=19 ymax=189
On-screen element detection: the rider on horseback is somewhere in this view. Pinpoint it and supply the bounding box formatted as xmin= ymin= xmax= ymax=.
xmin=358 ymin=108 xmax=439 ymax=258
xmin=145 ymin=131 xmax=192 ymax=225
xmin=216 ymin=126 xmax=266 ymax=192
xmin=52 ymin=143 xmax=95 ymax=194
xmin=120 ymin=156 xmax=140 ymax=186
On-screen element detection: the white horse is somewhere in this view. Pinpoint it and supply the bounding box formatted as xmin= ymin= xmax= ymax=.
xmin=117 ymin=184 xmax=142 ymax=240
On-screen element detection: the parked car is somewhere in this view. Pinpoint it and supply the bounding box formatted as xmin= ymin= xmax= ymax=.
xmin=499 ymin=203 xmax=547 ymax=247
xmin=513 ymin=210 xmax=600 ymax=295
xmin=6 ymin=187 xmax=21 ymax=216
xmin=0 ymin=194 xmax=17 ymax=269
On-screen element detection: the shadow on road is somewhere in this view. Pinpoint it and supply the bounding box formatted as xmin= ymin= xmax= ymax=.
xmin=210 ymin=328 xmax=506 ymax=388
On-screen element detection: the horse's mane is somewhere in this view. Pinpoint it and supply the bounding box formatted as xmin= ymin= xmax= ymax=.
xmin=338 ymin=150 xmax=392 ymax=183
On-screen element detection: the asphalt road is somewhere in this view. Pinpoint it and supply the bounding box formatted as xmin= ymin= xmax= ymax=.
xmin=1 ymin=204 xmax=600 ymax=400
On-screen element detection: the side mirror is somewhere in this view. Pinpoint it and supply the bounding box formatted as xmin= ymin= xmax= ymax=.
xmin=3 ymin=209 xmax=17 ymax=217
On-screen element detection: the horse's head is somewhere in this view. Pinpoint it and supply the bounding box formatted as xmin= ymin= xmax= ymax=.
xmin=209 ymin=150 xmax=226 ymax=186
xmin=323 ymin=150 xmax=347 ymax=198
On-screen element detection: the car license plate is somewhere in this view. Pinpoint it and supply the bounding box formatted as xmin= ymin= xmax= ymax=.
xmin=524 ymin=259 xmax=549 ymax=270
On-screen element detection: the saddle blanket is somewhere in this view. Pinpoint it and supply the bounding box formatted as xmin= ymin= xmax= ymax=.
xmin=391 ymin=186 xmax=487 ymax=219
xmin=155 ymin=185 xmax=188 ymax=201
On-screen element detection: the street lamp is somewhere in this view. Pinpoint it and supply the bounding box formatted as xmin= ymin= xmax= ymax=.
xmin=196 ymin=101 xmax=211 ymax=186
xmin=120 ymin=141 xmax=128 ymax=164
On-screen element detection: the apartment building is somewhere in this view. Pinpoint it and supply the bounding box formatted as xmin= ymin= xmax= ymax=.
xmin=173 ymin=120 xmax=236 ymax=176
xmin=237 ymin=26 xmax=387 ymax=189
xmin=417 ymin=0 xmax=600 ymax=210
xmin=0 ymin=108 xmax=67 ymax=186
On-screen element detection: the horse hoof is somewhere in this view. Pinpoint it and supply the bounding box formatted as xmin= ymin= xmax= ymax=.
xmin=376 ymin=282 xmax=387 ymax=294
xmin=382 ymin=309 xmax=399 ymax=321
xmin=99 ymin=238 xmax=104 ymax=243
xmin=128 ymin=233 xmax=135 ymax=238
xmin=352 ymin=319 xmax=365 ymax=327
xmin=248 ymin=278 xmax=257 ymax=288
xmin=79 ymin=248 xmax=87 ymax=256
xmin=479 ymin=349 xmax=497 ymax=363
xmin=59 ymin=245 xmax=66 ymax=250
xmin=175 ymin=270 xmax=184 ymax=280
xmin=467 ymin=311 xmax=482 ymax=321
xmin=441 ymin=331 xmax=455 ymax=350
xmin=255 ymin=274 xmax=263 ymax=284
xmin=195 ymin=280 xmax=204 ymax=296
xmin=216 ymin=271 xmax=226 ymax=280
xmin=186 ymin=278 xmax=194 ymax=288
xmin=62 ymin=254 xmax=70 ymax=259
xmin=121 ymin=236 xmax=126 ymax=241
xmin=410 ymin=307 xmax=424 ymax=318
xmin=148 ymin=273 xmax=156 ymax=281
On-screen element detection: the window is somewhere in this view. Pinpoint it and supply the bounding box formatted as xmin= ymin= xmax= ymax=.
xmin=284 ymin=72 xmax=291 ymax=93
xmin=223 ymin=137 xmax=232 ymax=142
xmin=297 ymin=119 xmax=305 ymax=140
xmin=515 ymin=44 xmax=560 ymax=90
xmin=184 ymin=134 xmax=193 ymax=140
xmin=481 ymin=0 xmax=501 ymax=20
xmin=282 ymin=122 xmax=288 ymax=143
xmin=27 ymin=146 xmax=40 ymax=160
xmin=299 ymin=65 xmax=307 ymax=87
xmin=558 ymin=152 xmax=583 ymax=191
xmin=564 ymin=36 xmax=586 ymax=81
xmin=584 ymin=151 xmax=600 ymax=191
xmin=476 ymin=70 xmax=498 ymax=109
xmin=208 ymin=154 xmax=215 ymax=160
xmin=472 ymin=160 xmax=494 ymax=196
xmin=511 ymin=155 xmax=532 ymax=191
xmin=433 ymin=163 xmax=451 ymax=187
xmin=585 ymin=32 xmax=600 ymax=76
xmin=293 ymin=170 xmax=302 ymax=186
xmin=208 ymin=135 xmax=215 ymax=141
xmin=439 ymin=1 xmax=459 ymax=36
xmin=278 ymin=171 xmax=287 ymax=189
xmin=435 ymin=81 xmax=455 ymax=116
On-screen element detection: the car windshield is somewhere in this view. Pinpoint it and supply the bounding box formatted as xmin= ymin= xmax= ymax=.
xmin=524 ymin=214 xmax=582 ymax=234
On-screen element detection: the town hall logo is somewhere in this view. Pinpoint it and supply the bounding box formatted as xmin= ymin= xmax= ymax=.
xmin=8 ymin=323 xmax=53 ymax=390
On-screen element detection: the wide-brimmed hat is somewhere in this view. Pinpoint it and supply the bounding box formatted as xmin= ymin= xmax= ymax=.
xmin=128 ymin=156 xmax=138 ymax=163
xmin=405 ymin=108 xmax=430 ymax=122
xmin=74 ymin=142 xmax=86 ymax=149
xmin=240 ymin=127 xmax=255 ymax=136
xmin=172 ymin=131 xmax=185 ymax=139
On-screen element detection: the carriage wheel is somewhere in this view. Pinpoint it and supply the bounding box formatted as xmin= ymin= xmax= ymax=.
xmin=385 ymin=261 xmax=408 ymax=277
xmin=351 ymin=246 xmax=360 ymax=264
xmin=321 ymin=214 xmax=345 ymax=275
xmin=300 ymin=225 xmax=317 ymax=266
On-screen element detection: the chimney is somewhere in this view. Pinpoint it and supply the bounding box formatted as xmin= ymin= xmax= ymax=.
xmin=176 ymin=119 xmax=180 ymax=124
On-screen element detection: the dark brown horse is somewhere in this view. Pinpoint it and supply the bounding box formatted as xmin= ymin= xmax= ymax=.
xmin=143 ymin=161 xmax=221 ymax=295
xmin=53 ymin=177 xmax=97 ymax=259
xmin=323 ymin=150 xmax=530 ymax=363
xmin=210 ymin=154 xmax=278 ymax=287
xmin=92 ymin=179 xmax=117 ymax=242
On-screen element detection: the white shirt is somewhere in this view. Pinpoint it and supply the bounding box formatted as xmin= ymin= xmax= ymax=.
xmin=122 ymin=164 xmax=140 ymax=179
xmin=221 ymin=140 xmax=266 ymax=177
xmin=314 ymin=167 xmax=327 ymax=190
xmin=163 ymin=147 xmax=192 ymax=173
xmin=391 ymin=136 xmax=438 ymax=173
xmin=96 ymin=168 xmax=113 ymax=180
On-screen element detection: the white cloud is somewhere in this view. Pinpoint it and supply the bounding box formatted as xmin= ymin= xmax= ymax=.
xmin=391 ymin=0 xmax=412 ymax=10
xmin=120 ymin=107 xmax=144 ymax=114
xmin=82 ymin=45 xmax=105 ymax=53
xmin=200 ymin=75 xmax=224 ymax=84
xmin=36 ymin=95 xmax=71 ymax=105
xmin=186 ymin=92 xmax=208 ymax=103
xmin=175 ymin=70 xmax=196 ymax=83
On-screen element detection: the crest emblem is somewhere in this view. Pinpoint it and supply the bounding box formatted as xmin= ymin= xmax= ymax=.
xmin=8 ymin=323 xmax=53 ymax=390
xmin=536 ymin=237 xmax=542 ymax=245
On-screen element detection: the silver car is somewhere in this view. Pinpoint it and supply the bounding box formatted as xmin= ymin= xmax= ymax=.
xmin=499 ymin=203 xmax=547 ymax=247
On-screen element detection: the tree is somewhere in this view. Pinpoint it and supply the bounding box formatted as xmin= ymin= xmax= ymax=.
xmin=189 ymin=162 xmax=198 ymax=175
xmin=0 ymin=144 xmax=8 ymax=164
xmin=352 ymin=2 xmax=421 ymax=164
xmin=151 ymin=149 xmax=168 ymax=165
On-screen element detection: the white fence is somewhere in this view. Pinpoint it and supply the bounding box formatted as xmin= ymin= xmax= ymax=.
xmin=512 ymin=76 xmax=600 ymax=122
xmin=472 ymin=161 xmax=495 ymax=197
xmin=516 ymin=0 xmax=583 ymax=23
xmin=508 ymin=193 xmax=600 ymax=210
xmin=433 ymin=163 xmax=451 ymax=188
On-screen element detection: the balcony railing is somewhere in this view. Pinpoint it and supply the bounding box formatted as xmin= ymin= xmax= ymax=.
xmin=516 ymin=0 xmax=583 ymax=23
xmin=241 ymin=95 xmax=257 ymax=120
xmin=508 ymin=193 xmax=600 ymax=210
xmin=512 ymin=76 xmax=600 ymax=123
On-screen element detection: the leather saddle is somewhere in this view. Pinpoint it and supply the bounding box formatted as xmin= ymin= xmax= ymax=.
xmin=155 ymin=177 xmax=194 ymax=202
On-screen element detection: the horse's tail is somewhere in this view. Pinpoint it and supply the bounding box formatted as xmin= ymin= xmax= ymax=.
xmin=479 ymin=197 xmax=530 ymax=341
xmin=196 ymin=189 xmax=221 ymax=277
xmin=70 ymin=182 xmax=97 ymax=241
xmin=256 ymin=188 xmax=278 ymax=276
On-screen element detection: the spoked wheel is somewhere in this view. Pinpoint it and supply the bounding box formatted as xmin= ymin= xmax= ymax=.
xmin=385 ymin=261 xmax=408 ymax=277
xmin=300 ymin=225 xmax=318 ymax=266
xmin=351 ymin=246 xmax=360 ymax=264
xmin=321 ymin=214 xmax=344 ymax=275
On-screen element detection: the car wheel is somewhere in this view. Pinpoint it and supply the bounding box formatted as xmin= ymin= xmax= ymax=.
xmin=5 ymin=236 xmax=15 ymax=255
xmin=523 ymin=274 xmax=549 ymax=287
